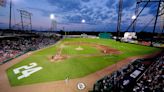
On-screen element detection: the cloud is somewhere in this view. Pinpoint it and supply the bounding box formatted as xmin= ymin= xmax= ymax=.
xmin=0 ymin=22 xmax=8 ymax=29
xmin=30 ymin=0 xmax=137 ymax=26
xmin=0 ymin=22 xmax=5 ymax=24
xmin=123 ymin=0 xmax=135 ymax=9
xmin=0 ymin=14 xmax=5 ymax=16
xmin=81 ymin=0 xmax=90 ymax=2
xmin=0 ymin=0 xmax=159 ymax=31
xmin=27 ymin=7 xmax=52 ymax=15
xmin=47 ymin=0 xmax=81 ymax=11
xmin=148 ymin=3 xmax=158 ymax=16
xmin=66 ymin=15 xmax=82 ymax=23
xmin=29 ymin=0 xmax=163 ymax=31
xmin=106 ymin=0 xmax=116 ymax=9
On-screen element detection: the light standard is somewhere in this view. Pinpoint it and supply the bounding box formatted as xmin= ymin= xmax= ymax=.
xmin=8 ymin=0 xmax=20 ymax=30
xmin=131 ymin=15 xmax=136 ymax=32
xmin=81 ymin=19 xmax=86 ymax=38
xmin=50 ymin=14 xmax=57 ymax=31
xmin=9 ymin=0 xmax=12 ymax=29
xmin=81 ymin=19 xmax=86 ymax=31
xmin=75 ymin=19 xmax=86 ymax=51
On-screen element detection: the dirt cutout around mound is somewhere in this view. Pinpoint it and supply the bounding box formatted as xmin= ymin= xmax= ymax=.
xmin=50 ymin=44 xmax=69 ymax=62
xmin=50 ymin=42 xmax=121 ymax=62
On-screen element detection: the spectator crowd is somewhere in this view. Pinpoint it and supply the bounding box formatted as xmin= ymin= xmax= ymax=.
xmin=133 ymin=56 xmax=164 ymax=92
xmin=0 ymin=36 xmax=60 ymax=64
xmin=93 ymin=54 xmax=164 ymax=92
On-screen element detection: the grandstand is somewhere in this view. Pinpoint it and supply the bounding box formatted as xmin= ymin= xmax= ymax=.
xmin=0 ymin=30 xmax=61 ymax=64
xmin=92 ymin=53 xmax=164 ymax=92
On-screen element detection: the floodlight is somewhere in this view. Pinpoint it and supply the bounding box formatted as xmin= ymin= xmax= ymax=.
xmin=81 ymin=19 xmax=86 ymax=23
xmin=50 ymin=14 xmax=55 ymax=20
xmin=132 ymin=15 xmax=136 ymax=20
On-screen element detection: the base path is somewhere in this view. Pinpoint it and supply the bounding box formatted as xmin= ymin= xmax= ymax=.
xmin=0 ymin=51 xmax=161 ymax=92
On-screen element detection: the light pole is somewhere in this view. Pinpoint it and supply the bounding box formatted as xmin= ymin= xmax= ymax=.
xmin=9 ymin=0 xmax=12 ymax=30
xmin=81 ymin=19 xmax=86 ymax=31
xmin=75 ymin=19 xmax=86 ymax=51
xmin=50 ymin=14 xmax=57 ymax=31
xmin=131 ymin=15 xmax=136 ymax=32
xmin=81 ymin=19 xmax=85 ymax=38
xmin=9 ymin=0 xmax=19 ymax=30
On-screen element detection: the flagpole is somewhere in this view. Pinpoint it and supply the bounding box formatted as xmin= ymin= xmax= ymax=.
xmin=9 ymin=0 xmax=12 ymax=29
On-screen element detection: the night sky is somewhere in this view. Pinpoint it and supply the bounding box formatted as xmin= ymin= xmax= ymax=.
xmin=0 ymin=0 xmax=162 ymax=32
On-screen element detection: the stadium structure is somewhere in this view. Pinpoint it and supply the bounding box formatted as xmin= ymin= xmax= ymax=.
xmin=0 ymin=0 xmax=164 ymax=92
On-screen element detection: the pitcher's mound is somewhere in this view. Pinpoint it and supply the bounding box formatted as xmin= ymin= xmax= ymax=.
xmin=50 ymin=54 xmax=68 ymax=62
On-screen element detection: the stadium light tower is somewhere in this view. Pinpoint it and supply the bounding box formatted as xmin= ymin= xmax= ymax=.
xmin=8 ymin=0 xmax=19 ymax=30
xmin=50 ymin=14 xmax=57 ymax=31
xmin=81 ymin=19 xmax=85 ymax=31
xmin=9 ymin=0 xmax=12 ymax=29
xmin=75 ymin=19 xmax=86 ymax=51
xmin=132 ymin=15 xmax=136 ymax=32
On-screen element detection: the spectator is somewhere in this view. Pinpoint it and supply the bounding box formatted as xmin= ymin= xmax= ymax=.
xmin=0 ymin=36 xmax=60 ymax=63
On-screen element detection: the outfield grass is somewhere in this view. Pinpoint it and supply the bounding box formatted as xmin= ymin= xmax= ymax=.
xmin=7 ymin=38 xmax=161 ymax=86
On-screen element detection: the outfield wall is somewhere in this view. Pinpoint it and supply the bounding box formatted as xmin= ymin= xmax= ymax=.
xmin=63 ymin=35 xmax=98 ymax=39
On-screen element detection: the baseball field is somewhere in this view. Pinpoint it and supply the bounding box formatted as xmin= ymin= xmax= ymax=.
xmin=6 ymin=38 xmax=161 ymax=86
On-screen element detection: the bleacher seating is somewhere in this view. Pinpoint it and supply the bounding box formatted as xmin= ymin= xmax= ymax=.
xmin=0 ymin=32 xmax=61 ymax=64
xmin=132 ymin=56 xmax=164 ymax=92
xmin=92 ymin=54 xmax=164 ymax=92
